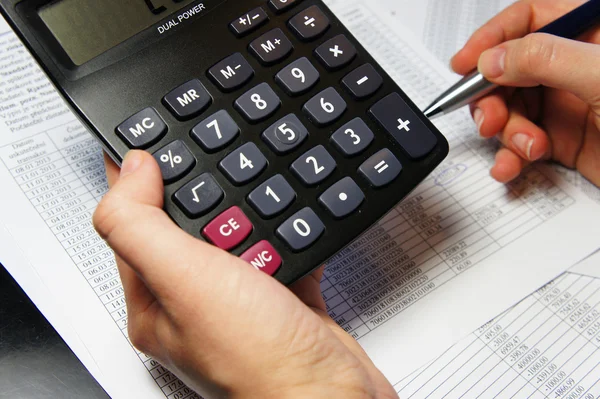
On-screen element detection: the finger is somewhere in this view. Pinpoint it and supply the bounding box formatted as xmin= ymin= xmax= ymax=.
xmin=289 ymin=266 xmax=326 ymax=311
xmin=478 ymin=34 xmax=600 ymax=112
xmin=103 ymin=152 xmax=120 ymax=188
xmin=470 ymin=93 xmax=510 ymax=138
xmin=490 ymin=148 xmax=528 ymax=183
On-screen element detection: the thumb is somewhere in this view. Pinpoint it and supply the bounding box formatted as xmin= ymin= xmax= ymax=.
xmin=478 ymin=33 xmax=600 ymax=110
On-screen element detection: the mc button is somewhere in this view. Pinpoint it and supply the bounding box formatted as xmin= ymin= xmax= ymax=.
xmin=202 ymin=206 xmax=253 ymax=251
xmin=116 ymin=108 xmax=167 ymax=149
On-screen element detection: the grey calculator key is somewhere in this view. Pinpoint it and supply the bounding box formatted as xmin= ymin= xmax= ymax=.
xmin=303 ymin=87 xmax=346 ymax=126
xmin=269 ymin=0 xmax=302 ymax=13
xmin=235 ymin=83 xmax=281 ymax=123
xmin=249 ymin=28 xmax=293 ymax=65
xmin=275 ymin=57 xmax=320 ymax=96
xmin=262 ymin=114 xmax=308 ymax=154
xmin=314 ymin=35 xmax=357 ymax=70
xmin=174 ymin=174 xmax=224 ymax=218
xmin=359 ymin=148 xmax=402 ymax=188
xmin=369 ymin=93 xmax=438 ymax=160
xmin=342 ymin=64 xmax=383 ymax=99
xmin=248 ymin=174 xmax=296 ymax=218
xmin=163 ymin=79 xmax=212 ymax=121
xmin=319 ymin=177 xmax=365 ymax=219
xmin=191 ymin=110 xmax=239 ymax=152
xmin=288 ymin=5 xmax=330 ymax=41
xmin=330 ymin=118 xmax=374 ymax=157
xmin=152 ymin=140 xmax=196 ymax=184
xmin=230 ymin=7 xmax=269 ymax=37
xmin=290 ymin=145 xmax=336 ymax=186
xmin=116 ymin=107 xmax=167 ymax=149
xmin=219 ymin=142 xmax=268 ymax=185
xmin=208 ymin=53 xmax=254 ymax=92
xmin=276 ymin=207 xmax=325 ymax=252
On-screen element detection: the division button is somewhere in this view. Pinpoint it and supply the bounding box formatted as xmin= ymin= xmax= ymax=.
xmin=276 ymin=207 xmax=325 ymax=252
xmin=314 ymin=34 xmax=357 ymax=70
xmin=235 ymin=82 xmax=281 ymax=123
xmin=303 ymin=87 xmax=347 ymax=126
xmin=219 ymin=142 xmax=268 ymax=185
xmin=275 ymin=57 xmax=320 ymax=96
xmin=202 ymin=206 xmax=253 ymax=251
xmin=342 ymin=64 xmax=383 ymax=99
xmin=162 ymin=79 xmax=212 ymax=121
xmin=290 ymin=145 xmax=336 ymax=186
xmin=240 ymin=240 xmax=282 ymax=276
xmin=152 ymin=140 xmax=196 ymax=184
xmin=369 ymin=93 xmax=438 ymax=160
xmin=269 ymin=0 xmax=302 ymax=13
xmin=230 ymin=7 xmax=269 ymax=37
xmin=248 ymin=174 xmax=296 ymax=218
xmin=116 ymin=108 xmax=167 ymax=149
xmin=191 ymin=110 xmax=239 ymax=152
xmin=262 ymin=114 xmax=308 ymax=155
xmin=288 ymin=5 xmax=330 ymax=41
xmin=173 ymin=173 xmax=224 ymax=218
xmin=249 ymin=28 xmax=293 ymax=65
xmin=330 ymin=117 xmax=374 ymax=157
xmin=358 ymin=148 xmax=402 ymax=188
xmin=318 ymin=177 xmax=365 ymax=219
xmin=208 ymin=53 xmax=254 ymax=92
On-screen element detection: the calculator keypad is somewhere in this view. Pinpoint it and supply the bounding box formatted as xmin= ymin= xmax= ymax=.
xmin=248 ymin=174 xmax=296 ymax=218
xmin=331 ymin=118 xmax=374 ymax=157
xmin=235 ymin=83 xmax=281 ymax=122
xmin=303 ymin=87 xmax=346 ymax=126
xmin=208 ymin=53 xmax=254 ymax=92
xmin=153 ymin=140 xmax=196 ymax=184
xmin=291 ymin=145 xmax=336 ymax=186
xmin=342 ymin=64 xmax=383 ymax=99
xmin=288 ymin=5 xmax=330 ymax=41
xmin=174 ymin=174 xmax=224 ymax=218
xmin=276 ymin=207 xmax=325 ymax=252
xmin=219 ymin=142 xmax=268 ymax=185
xmin=249 ymin=28 xmax=294 ymax=65
xmin=191 ymin=110 xmax=240 ymax=152
xmin=163 ymin=79 xmax=212 ymax=121
xmin=116 ymin=108 xmax=167 ymax=149
xmin=315 ymin=35 xmax=357 ymax=70
xmin=275 ymin=57 xmax=320 ymax=96
xmin=262 ymin=114 xmax=308 ymax=154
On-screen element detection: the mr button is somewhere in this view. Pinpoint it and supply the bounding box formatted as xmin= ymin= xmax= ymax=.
xmin=203 ymin=206 xmax=253 ymax=250
xmin=116 ymin=107 xmax=167 ymax=149
xmin=163 ymin=79 xmax=212 ymax=121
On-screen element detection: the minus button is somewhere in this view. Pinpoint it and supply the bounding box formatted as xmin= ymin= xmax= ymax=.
xmin=342 ymin=63 xmax=383 ymax=99
xmin=357 ymin=76 xmax=369 ymax=85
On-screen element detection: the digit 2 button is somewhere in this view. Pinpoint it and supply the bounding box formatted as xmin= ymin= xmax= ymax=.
xmin=291 ymin=145 xmax=336 ymax=186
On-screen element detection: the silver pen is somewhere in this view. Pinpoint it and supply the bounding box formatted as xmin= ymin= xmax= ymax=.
xmin=423 ymin=0 xmax=600 ymax=119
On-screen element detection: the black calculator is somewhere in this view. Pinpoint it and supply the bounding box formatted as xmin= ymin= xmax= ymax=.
xmin=1 ymin=0 xmax=449 ymax=285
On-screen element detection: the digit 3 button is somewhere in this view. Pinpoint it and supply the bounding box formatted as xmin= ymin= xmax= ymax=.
xmin=276 ymin=207 xmax=325 ymax=252
xmin=152 ymin=140 xmax=196 ymax=184
xmin=203 ymin=206 xmax=253 ymax=251
xmin=330 ymin=117 xmax=374 ymax=157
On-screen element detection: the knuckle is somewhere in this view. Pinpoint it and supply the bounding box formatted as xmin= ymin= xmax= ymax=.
xmin=92 ymin=193 xmax=124 ymax=240
xmin=517 ymin=34 xmax=557 ymax=76
xmin=127 ymin=314 xmax=154 ymax=355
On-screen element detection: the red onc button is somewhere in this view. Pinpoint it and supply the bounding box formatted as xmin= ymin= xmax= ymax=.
xmin=203 ymin=206 xmax=253 ymax=250
xmin=240 ymin=241 xmax=282 ymax=276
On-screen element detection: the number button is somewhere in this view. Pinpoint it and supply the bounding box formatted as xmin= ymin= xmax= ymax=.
xmin=235 ymin=83 xmax=281 ymax=123
xmin=330 ymin=118 xmax=374 ymax=157
xmin=319 ymin=177 xmax=365 ymax=219
xmin=219 ymin=143 xmax=268 ymax=185
xmin=276 ymin=207 xmax=325 ymax=252
xmin=173 ymin=174 xmax=224 ymax=218
xmin=248 ymin=175 xmax=296 ymax=218
xmin=288 ymin=5 xmax=330 ymax=41
xmin=152 ymin=140 xmax=196 ymax=184
xmin=208 ymin=53 xmax=254 ymax=92
xmin=163 ymin=79 xmax=212 ymax=121
xmin=290 ymin=145 xmax=336 ymax=186
xmin=303 ymin=87 xmax=347 ymax=126
xmin=249 ymin=29 xmax=294 ymax=66
xmin=116 ymin=108 xmax=167 ymax=149
xmin=275 ymin=57 xmax=320 ymax=96
xmin=191 ymin=110 xmax=239 ymax=152
xmin=262 ymin=114 xmax=308 ymax=155
xmin=359 ymin=148 xmax=402 ymax=188
xmin=315 ymin=34 xmax=357 ymax=70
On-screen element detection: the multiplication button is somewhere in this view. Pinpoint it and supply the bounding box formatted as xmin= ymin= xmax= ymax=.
xmin=359 ymin=148 xmax=402 ymax=188
xmin=315 ymin=35 xmax=357 ymax=70
xmin=116 ymin=108 xmax=167 ymax=149
xmin=319 ymin=177 xmax=364 ymax=219
xmin=174 ymin=174 xmax=224 ymax=218
xmin=152 ymin=140 xmax=196 ymax=184
xmin=276 ymin=207 xmax=325 ymax=252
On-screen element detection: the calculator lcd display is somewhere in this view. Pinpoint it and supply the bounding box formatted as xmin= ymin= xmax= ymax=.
xmin=38 ymin=0 xmax=198 ymax=65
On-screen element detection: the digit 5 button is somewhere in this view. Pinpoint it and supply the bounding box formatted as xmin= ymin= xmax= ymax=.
xmin=203 ymin=206 xmax=253 ymax=251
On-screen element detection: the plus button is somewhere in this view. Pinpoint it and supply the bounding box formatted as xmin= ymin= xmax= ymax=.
xmin=397 ymin=118 xmax=411 ymax=132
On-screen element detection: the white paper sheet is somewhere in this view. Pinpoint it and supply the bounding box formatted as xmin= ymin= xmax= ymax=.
xmin=571 ymin=252 xmax=600 ymax=280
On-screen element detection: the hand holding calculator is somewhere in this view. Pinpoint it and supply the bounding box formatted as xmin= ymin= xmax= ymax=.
xmin=0 ymin=0 xmax=448 ymax=285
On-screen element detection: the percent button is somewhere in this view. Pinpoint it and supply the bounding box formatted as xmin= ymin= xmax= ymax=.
xmin=152 ymin=140 xmax=196 ymax=184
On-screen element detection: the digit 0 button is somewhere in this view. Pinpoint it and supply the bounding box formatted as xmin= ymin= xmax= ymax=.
xmin=277 ymin=207 xmax=325 ymax=252
xmin=203 ymin=206 xmax=253 ymax=251
xmin=116 ymin=107 xmax=167 ymax=149
xmin=240 ymin=240 xmax=282 ymax=276
xmin=152 ymin=140 xmax=196 ymax=184
xmin=163 ymin=79 xmax=212 ymax=121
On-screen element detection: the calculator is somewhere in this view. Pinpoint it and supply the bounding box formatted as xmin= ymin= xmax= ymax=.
xmin=0 ymin=0 xmax=449 ymax=285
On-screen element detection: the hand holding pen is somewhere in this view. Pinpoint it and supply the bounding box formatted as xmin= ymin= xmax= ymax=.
xmin=429 ymin=0 xmax=600 ymax=186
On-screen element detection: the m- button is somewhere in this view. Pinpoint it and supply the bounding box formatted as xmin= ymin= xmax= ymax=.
xmin=116 ymin=107 xmax=167 ymax=149
xmin=208 ymin=53 xmax=254 ymax=92
xmin=202 ymin=206 xmax=253 ymax=250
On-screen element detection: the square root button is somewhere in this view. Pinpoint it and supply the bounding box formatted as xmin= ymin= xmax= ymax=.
xmin=203 ymin=206 xmax=253 ymax=251
xmin=240 ymin=241 xmax=282 ymax=276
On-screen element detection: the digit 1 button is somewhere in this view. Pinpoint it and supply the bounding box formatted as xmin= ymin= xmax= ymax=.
xmin=202 ymin=206 xmax=253 ymax=251
xmin=219 ymin=142 xmax=268 ymax=185
xmin=191 ymin=110 xmax=239 ymax=152
xmin=163 ymin=79 xmax=212 ymax=121
xmin=319 ymin=177 xmax=365 ymax=219
xmin=248 ymin=174 xmax=296 ymax=218
xmin=208 ymin=53 xmax=254 ymax=92
xmin=262 ymin=114 xmax=308 ymax=155
xmin=235 ymin=83 xmax=281 ymax=123
xmin=290 ymin=145 xmax=336 ymax=186
xmin=240 ymin=241 xmax=282 ymax=276
xmin=303 ymin=87 xmax=346 ymax=126
xmin=359 ymin=148 xmax=402 ymax=188
xmin=174 ymin=173 xmax=224 ymax=218
xmin=276 ymin=207 xmax=325 ymax=252
xmin=288 ymin=5 xmax=330 ymax=41
xmin=314 ymin=34 xmax=357 ymax=70
xmin=152 ymin=140 xmax=196 ymax=184
xmin=116 ymin=107 xmax=167 ymax=149
xmin=275 ymin=57 xmax=320 ymax=96
xmin=249 ymin=28 xmax=294 ymax=66
xmin=342 ymin=64 xmax=383 ymax=99
xmin=330 ymin=118 xmax=374 ymax=157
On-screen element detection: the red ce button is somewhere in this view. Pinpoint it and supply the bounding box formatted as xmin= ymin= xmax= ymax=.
xmin=202 ymin=206 xmax=253 ymax=250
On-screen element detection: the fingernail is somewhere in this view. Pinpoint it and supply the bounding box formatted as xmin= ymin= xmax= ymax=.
xmin=120 ymin=151 xmax=144 ymax=177
xmin=511 ymin=133 xmax=534 ymax=160
xmin=479 ymin=48 xmax=506 ymax=78
xmin=473 ymin=108 xmax=484 ymax=133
